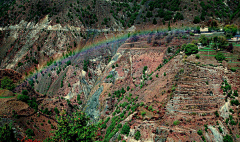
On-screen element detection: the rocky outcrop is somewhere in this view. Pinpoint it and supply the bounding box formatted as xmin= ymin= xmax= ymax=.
xmin=84 ymin=86 xmax=103 ymax=122
xmin=208 ymin=125 xmax=223 ymax=142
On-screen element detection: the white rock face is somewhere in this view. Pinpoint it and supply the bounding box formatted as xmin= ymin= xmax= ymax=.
xmin=208 ymin=125 xmax=223 ymax=142
xmin=127 ymin=25 xmax=136 ymax=32
xmin=219 ymin=101 xmax=230 ymax=119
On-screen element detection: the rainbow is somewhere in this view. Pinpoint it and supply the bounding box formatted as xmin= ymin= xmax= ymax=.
xmin=24 ymin=26 xmax=192 ymax=82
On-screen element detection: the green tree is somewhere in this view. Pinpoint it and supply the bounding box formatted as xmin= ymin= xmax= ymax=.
xmin=199 ymin=35 xmax=208 ymax=46
xmin=223 ymin=134 xmax=233 ymax=142
xmin=224 ymin=25 xmax=237 ymax=37
xmin=184 ymin=43 xmax=198 ymax=55
xmin=152 ymin=18 xmax=157 ymax=25
xmin=174 ymin=12 xmax=184 ymax=20
xmin=121 ymin=123 xmax=130 ymax=135
xmin=25 ymin=128 xmax=34 ymax=137
xmin=173 ymin=120 xmax=180 ymax=125
xmin=0 ymin=77 xmax=15 ymax=90
xmin=17 ymin=94 xmax=29 ymax=102
xmin=54 ymin=107 xmax=60 ymax=114
xmin=22 ymin=90 xmax=28 ymax=95
xmin=168 ymin=21 xmax=171 ymax=31
xmin=51 ymin=111 xmax=98 ymax=142
xmin=0 ymin=124 xmax=17 ymax=142
xmin=193 ymin=16 xmax=200 ymax=24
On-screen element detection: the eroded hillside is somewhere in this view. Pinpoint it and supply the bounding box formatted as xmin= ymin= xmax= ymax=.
xmin=0 ymin=0 xmax=240 ymax=141
xmin=1 ymin=30 xmax=239 ymax=141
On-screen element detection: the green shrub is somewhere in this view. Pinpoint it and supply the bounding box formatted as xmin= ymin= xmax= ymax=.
xmin=17 ymin=95 xmax=30 ymax=102
xmin=190 ymin=32 xmax=194 ymax=36
xmin=134 ymin=130 xmax=141 ymax=140
xmin=54 ymin=107 xmax=60 ymax=114
xmin=18 ymin=62 xmax=23 ymax=67
xmin=141 ymin=111 xmax=146 ymax=117
xmin=117 ymin=123 xmax=122 ymax=128
xmin=184 ymin=43 xmax=198 ymax=55
xmin=173 ymin=120 xmax=180 ymax=126
xmin=204 ymin=124 xmax=208 ymax=132
xmin=230 ymin=120 xmax=237 ymax=125
xmin=215 ymin=52 xmax=225 ymax=61
xmin=230 ymin=68 xmax=236 ymax=72
xmin=26 ymin=128 xmax=34 ymax=137
xmin=152 ymin=18 xmax=157 ymax=25
xmin=197 ymin=129 xmax=203 ymax=135
xmin=121 ymin=88 xmax=126 ymax=94
xmin=43 ymin=108 xmax=50 ymax=115
xmin=50 ymin=111 xmax=98 ymax=141
xmin=214 ymin=111 xmax=220 ymax=117
xmin=101 ymin=123 xmax=107 ymax=129
xmin=193 ymin=16 xmax=200 ymax=24
xmin=83 ymin=60 xmax=89 ymax=72
xmin=0 ymin=124 xmax=17 ymax=142
xmin=22 ymin=90 xmax=28 ymax=95
xmin=196 ymin=54 xmax=200 ymax=59
xmin=199 ymin=35 xmax=208 ymax=46
xmin=88 ymin=72 xmax=91 ymax=77
xmin=117 ymin=135 xmax=121 ymax=140
xmin=174 ymin=12 xmax=184 ymax=20
xmin=218 ymin=126 xmax=223 ymax=133
xmin=230 ymin=99 xmax=239 ymax=106
xmin=224 ymin=25 xmax=237 ymax=36
xmin=127 ymin=86 xmax=130 ymax=91
xmin=0 ymin=77 xmax=15 ymax=90
xmin=233 ymin=90 xmax=238 ymax=97
xmin=120 ymin=113 xmax=124 ymax=118
xmin=121 ymin=123 xmax=130 ymax=135
xmin=148 ymin=106 xmax=152 ymax=111
xmin=223 ymin=134 xmax=233 ymax=142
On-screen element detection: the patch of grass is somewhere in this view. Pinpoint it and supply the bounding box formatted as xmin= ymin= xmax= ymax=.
xmin=173 ymin=120 xmax=180 ymax=126
xmin=230 ymin=68 xmax=236 ymax=72
xmin=236 ymin=134 xmax=240 ymax=138
xmin=228 ymin=62 xmax=240 ymax=64
xmin=0 ymin=96 xmax=15 ymax=99
xmin=199 ymin=54 xmax=216 ymax=56
xmin=199 ymin=49 xmax=215 ymax=52
xmin=141 ymin=111 xmax=146 ymax=117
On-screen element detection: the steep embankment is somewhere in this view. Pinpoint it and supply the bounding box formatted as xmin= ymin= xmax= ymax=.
xmin=1 ymin=30 xmax=240 ymax=141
